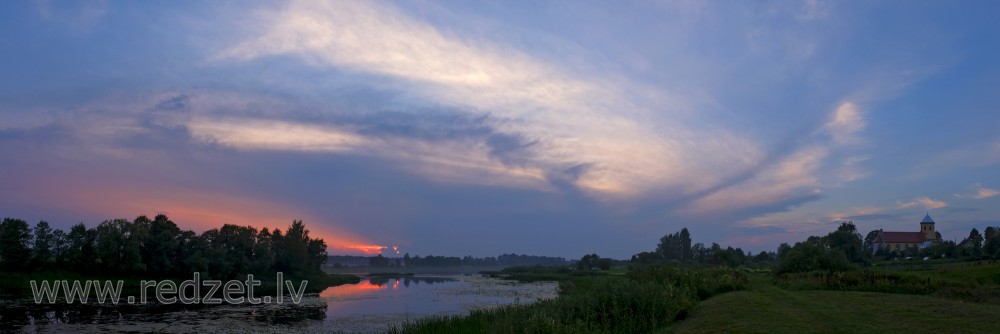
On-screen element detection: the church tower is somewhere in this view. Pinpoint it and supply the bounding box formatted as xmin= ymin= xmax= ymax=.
xmin=920 ymin=213 xmax=936 ymax=240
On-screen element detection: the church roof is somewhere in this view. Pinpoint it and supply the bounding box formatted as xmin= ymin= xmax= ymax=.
xmin=921 ymin=213 xmax=935 ymax=224
xmin=874 ymin=231 xmax=928 ymax=244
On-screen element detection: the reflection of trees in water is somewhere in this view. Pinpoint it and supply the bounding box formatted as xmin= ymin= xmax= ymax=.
xmin=367 ymin=277 xmax=456 ymax=287
xmin=0 ymin=301 xmax=326 ymax=330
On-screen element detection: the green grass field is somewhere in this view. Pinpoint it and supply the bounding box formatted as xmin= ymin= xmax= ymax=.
xmin=393 ymin=263 xmax=1000 ymax=333
xmin=668 ymin=274 xmax=1000 ymax=333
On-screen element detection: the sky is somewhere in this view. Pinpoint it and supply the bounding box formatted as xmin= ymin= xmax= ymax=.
xmin=2 ymin=0 xmax=999 ymax=259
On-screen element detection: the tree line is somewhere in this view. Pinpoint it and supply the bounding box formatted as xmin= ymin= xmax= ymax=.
xmin=775 ymin=222 xmax=1000 ymax=273
xmin=867 ymin=225 xmax=1000 ymax=260
xmin=630 ymin=227 xmax=777 ymax=267
xmin=0 ymin=215 xmax=328 ymax=279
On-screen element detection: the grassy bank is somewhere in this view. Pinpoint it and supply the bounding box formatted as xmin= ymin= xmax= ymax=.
xmin=669 ymin=274 xmax=1000 ymax=333
xmin=774 ymin=262 xmax=1000 ymax=303
xmin=392 ymin=266 xmax=748 ymax=333
xmin=479 ymin=265 xmax=624 ymax=282
xmin=389 ymin=263 xmax=1000 ymax=333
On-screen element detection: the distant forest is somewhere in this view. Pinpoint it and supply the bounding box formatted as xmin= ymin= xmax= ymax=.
xmin=330 ymin=253 xmax=569 ymax=268
xmin=0 ymin=215 xmax=327 ymax=280
xmin=633 ymin=223 xmax=1000 ymax=274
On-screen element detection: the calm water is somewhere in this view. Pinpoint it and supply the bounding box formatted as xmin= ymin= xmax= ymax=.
xmin=0 ymin=275 xmax=558 ymax=333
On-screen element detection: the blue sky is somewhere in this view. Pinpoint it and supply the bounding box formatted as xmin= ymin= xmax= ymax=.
xmin=2 ymin=0 xmax=999 ymax=258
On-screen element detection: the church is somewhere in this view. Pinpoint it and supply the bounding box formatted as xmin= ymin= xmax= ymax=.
xmin=871 ymin=213 xmax=940 ymax=253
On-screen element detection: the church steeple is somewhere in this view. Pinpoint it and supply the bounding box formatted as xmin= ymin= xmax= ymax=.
xmin=920 ymin=212 xmax=936 ymax=240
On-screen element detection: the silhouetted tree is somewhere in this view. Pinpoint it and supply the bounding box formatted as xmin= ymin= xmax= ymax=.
xmin=863 ymin=229 xmax=881 ymax=250
xmin=656 ymin=228 xmax=692 ymax=262
xmin=596 ymin=258 xmax=613 ymax=270
xmin=213 ymin=224 xmax=258 ymax=278
xmin=983 ymin=226 xmax=1000 ymax=259
xmin=51 ymin=229 xmax=68 ymax=265
xmin=0 ymin=215 xmax=330 ymax=280
xmin=252 ymin=228 xmax=276 ymax=274
xmin=0 ymin=218 xmax=32 ymax=271
xmin=92 ymin=218 xmax=148 ymax=273
xmin=777 ymin=243 xmax=792 ymax=260
xmin=369 ymin=254 xmax=390 ymax=267
xmin=275 ymin=221 xmax=314 ymax=276
xmin=577 ymin=253 xmax=600 ymax=270
xmin=825 ymin=222 xmax=869 ymax=265
xmin=692 ymin=242 xmax=709 ymax=264
xmin=178 ymin=230 xmax=209 ymax=275
xmin=32 ymin=221 xmax=55 ymax=266
xmin=143 ymin=214 xmax=181 ymax=276
xmin=776 ymin=242 xmax=852 ymax=273
xmin=964 ymin=228 xmax=984 ymax=257
xmin=65 ymin=223 xmax=97 ymax=272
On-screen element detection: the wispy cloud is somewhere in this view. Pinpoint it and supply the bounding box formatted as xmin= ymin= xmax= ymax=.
xmin=837 ymin=155 xmax=870 ymax=182
xmin=684 ymin=146 xmax=826 ymax=214
xmin=187 ymin=116 xmax=552 ymax=191
xmin=737 ymin=209 xmax=839 ymax=236
xmin=189 ymin=118 xmax=367 ymax=153
xmin=955 ymin=183 xmax=999 ymax=200
xmin=214 ymin=0 xmax=761 ymax=198
xmin=682 ymin=99 xmax=867 ymax=214
xmin=826 ymin=102 xmax=864 ymax=145
xmin=897 ymin=196 xmax=948 ymax=210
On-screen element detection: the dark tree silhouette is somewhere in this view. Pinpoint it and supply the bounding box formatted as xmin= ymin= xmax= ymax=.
xmin=0 ymin=218 xmax=32 ymax=271
xmin=0 ymin=215 xmax=329 ymax=280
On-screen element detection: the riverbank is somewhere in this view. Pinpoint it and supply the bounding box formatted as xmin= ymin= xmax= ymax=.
xmin=393 ymin=263 xmax=1000 ymax=333
xmin=391 ymin=266 xmax=749 ymax=333
xmin=673 ymin=262 xmax=1000 ymax=332
xmin=667 ymin=272 xmax=1000 ymax=333
xmin=0 ymin=271 xmax=360 ymax=300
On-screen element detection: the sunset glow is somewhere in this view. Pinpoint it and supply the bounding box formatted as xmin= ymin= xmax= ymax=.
xmin=336 ymin=244 xmax=389 ymax=255
xmin=1 ymin=0 xmax=998 ymax=258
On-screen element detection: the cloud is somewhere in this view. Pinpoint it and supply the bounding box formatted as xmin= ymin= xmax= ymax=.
xmin=836 ymin=155 xmax=869 ymax=182
xmin=189 ymin=118 xmax=367 ymax=153
xmin=684 ymin=146 xmax=826 ymax=214
xmin=737 ymin=209 xmax=838 ymax=237
xmin=214 ymin=0 xmax=763 ymax=198
xmin=973 ymin=184 xmax=1000 ymax=199
xmin=826 ymin=102 xmax=864 ymax=145
xmin=682 ymin=99 xmax=866 ymax=215
xmin=897 ymin=197 xmax=948 ymax=210
xmin=186 ymin=116 xmax=551 ymax=191
xmin=955 ymin=183 xmax=999 ymax=200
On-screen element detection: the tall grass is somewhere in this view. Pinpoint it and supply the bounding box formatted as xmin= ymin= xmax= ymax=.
xmin=774 ymin=263 xmax=1000 ymax=303
xmin=392 ymin=266 xmax=748 ymax=333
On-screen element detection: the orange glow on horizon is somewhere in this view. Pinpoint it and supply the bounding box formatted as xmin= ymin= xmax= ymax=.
xmin=319 ymin=279 xmax=384 ymax=298
xmin=334 ymin=244 xmax=387 ymax=255
xmin=14 ymin=169 xmax=391 ymax=255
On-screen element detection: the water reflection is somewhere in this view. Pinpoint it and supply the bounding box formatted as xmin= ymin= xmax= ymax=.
xmin=317 ymin=275 xmax=557 ymax=333
xmin=0 ymin=275 xmax=558 ymax=333
xmin=0 ymin=299 xmax=328 ymax=333
xmin=367 ymin=276 xmax=456 ymax=287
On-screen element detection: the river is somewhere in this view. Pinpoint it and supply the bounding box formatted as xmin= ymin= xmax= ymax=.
xmin=0 ymin=275 xmax=559 ymax=333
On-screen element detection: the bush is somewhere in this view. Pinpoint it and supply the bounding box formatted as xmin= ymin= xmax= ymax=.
xmin=776 ymin=242 xmax=853 ymax=274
